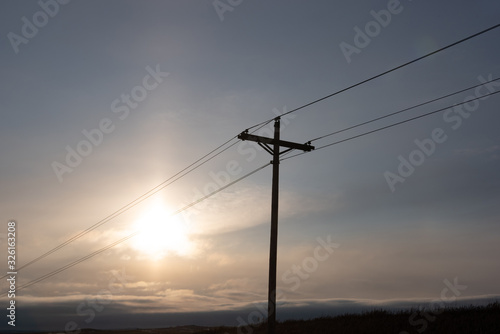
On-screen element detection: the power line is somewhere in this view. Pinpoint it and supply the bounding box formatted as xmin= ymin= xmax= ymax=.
xmin=4 ymin=162 xmax=271 ymax=295
xmin=278 ymin=77 xmax=500 ymax=160
xmin=12 ymin=23 xmax=499 ymax=277
xmin=310 ymin=77 xmax=500 ymax=142
xmin=172 ymin=162 xmax=271 ymax=215
xmin=246 ymin=23 xmax=500 ymax=131
xmin=8 ymin=79 xmax=498 ymax=296
xmin=7 ymin=23 xmax=499 ymax=294
xmin=4 ymin=105 xmax=284 ymax=280
xmin=2 ymin=136 xmax=240 ymax=280
xmin=10 ymin=232 xmax=141 ymax=294
xmin=281 ymin=90 xmax=500 ymax=162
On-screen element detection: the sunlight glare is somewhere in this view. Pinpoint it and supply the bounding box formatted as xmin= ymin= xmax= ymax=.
xmin=131 ymin=202 xmax=193 ymax=260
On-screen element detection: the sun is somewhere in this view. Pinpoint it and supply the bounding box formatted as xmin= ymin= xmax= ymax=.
xmin=131 ymin=201 xmax=193 ymax=260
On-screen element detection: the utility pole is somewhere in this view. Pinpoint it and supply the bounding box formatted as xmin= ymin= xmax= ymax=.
xmin=238 ymin=117 xmax=314 ymax=334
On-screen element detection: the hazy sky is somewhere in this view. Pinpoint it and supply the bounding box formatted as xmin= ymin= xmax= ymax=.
xmin=1 ymin=0 xmax=500 ymax=331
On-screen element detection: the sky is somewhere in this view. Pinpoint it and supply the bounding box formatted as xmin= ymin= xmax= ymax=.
xmin=1 ymin=0 xmax=500 ymax=332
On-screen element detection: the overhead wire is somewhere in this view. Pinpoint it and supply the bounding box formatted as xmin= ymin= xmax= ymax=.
xmin=9 ymin=232 xmax=141 ymax=295
xmin=4 ymin=98 xmax=283 ymax=280
xmin=310 ymin=76 xmax=500 ymax=143
xmin=278 ymin=77 xmax=499 ymax=159
xmin=280 ymin=90 xmax=500 ymax=162
xmin=4 ymin=162 xmax=271 ymax=295
xmin=7 ymin=23 xmax=500 ymax=289
xmin=15 ymin=23 xmax=499 ymax=276
xmin=13 ymin=85 xmax=498 ymax=292
xmin=246 ymin=23 xmax=500 ymax=131
xmin=2 ymin=135 xmax=240 ymax=279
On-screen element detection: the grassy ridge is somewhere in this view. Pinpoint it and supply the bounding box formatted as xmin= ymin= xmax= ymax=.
xmin=201 ymin=302 xmax=500 ymax=334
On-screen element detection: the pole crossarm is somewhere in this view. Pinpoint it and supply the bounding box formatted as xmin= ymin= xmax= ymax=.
xmin=237 ymin=131 xmax=315 ymax=154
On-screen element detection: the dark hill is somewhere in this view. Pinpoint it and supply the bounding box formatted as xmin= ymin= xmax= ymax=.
xmin=201 ymin=302 xmax=500 ymax=334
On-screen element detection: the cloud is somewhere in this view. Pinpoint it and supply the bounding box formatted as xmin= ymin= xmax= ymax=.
xmin=3 ymin=293 xmax=498 ymax=332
